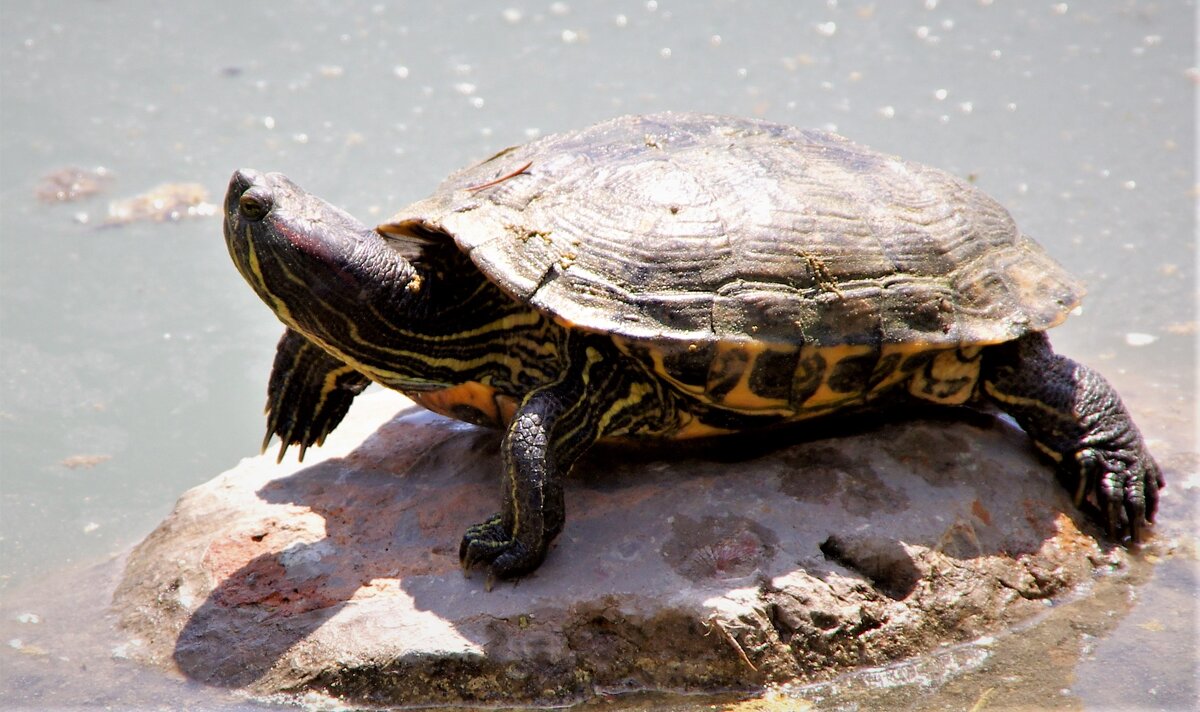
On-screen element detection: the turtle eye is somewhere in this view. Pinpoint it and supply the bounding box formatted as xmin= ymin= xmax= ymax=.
xmin=239 ymin=187 xmax=273 ymax=222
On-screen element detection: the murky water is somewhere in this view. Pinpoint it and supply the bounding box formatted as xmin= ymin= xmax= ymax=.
xmin=1 ymin=1 xmax=1194 ymax=709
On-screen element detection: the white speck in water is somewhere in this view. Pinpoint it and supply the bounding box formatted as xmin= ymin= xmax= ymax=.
xmin=815 ymin=21 xmax=837 ymax=37
xmin=615 ymin=13 xmax=628 ymax=27
xmin=645 ymin=0 xmax=658 ymax=11
xmin=293 ymin=133 xmax=308 ymax=144
xmin=392 ymin=65 xmax=409 ymax=79
xmin=659 ymin=47 xmax=672 ymax=59
xmin=938 ymin=114 xmax=951 ymax=124
xmin=822 ymin=122 xmax=839 ymax=132
xmin=502 ymin=8 xmax=522 ymax=24
xmin=710 ymin=34 xmax=722 ymax=47
xmin=915 ymin=25 xmax=931 ymax=39
xmin=1017 ymin=182 xmax=1029 ymax=194
xmin=318 ymin=65 xmax=344 ymax=78
xmin=549 ymin=2 xmax=569 ymax=16
xmin=263 ymin=116 xmax=276 ymax=130
xmin=16 ymin=613 xmax=40 ymax=624
xmin=453 ymin=63 xmax=472 ymax=76
xmin=9 ymin=639 xmax=23 ymax=650
xmin=1143 ymin=34 xmax=1163 ymax=46
xmin=470 ymin=97 xmax=485 ymax=109
xmin=454 ymin=82 xmax=477 ymax=95
xmin=1070 ymin=305 xmax=1083 ymax=316
xmin=941 ymin=18 xmax=955 ymax=30
xmin=162 ymin=332 xmax=172 ymax=341
xmin=959 ymin=101 xmax=974 ymax=113
xmin=1052 ymin=3 xmax=1068 ymax=15
xmin=1125 ymin=332 xmax=1158 ymax=347
xmin=73 ymin=212 xmax=90 ymax=224
xmin=979 ymin=0 xmax=994 ymax=5
xmin=990 ymin=49 xmax=1003 ymax=59
xmin=924 ymin=0 xmax=939 ymax=9
xmin=1005 ymin=102 xmax=1017 ymax=111
xmin=878 ymin=105 xmax=896 ymax=118
xmin=83 ymin=522 xmax=100 ymax=534
xmin=480 ymin=127 xmax=494 ymax=137
xmin=934 ymin=88 xmax=948 ymax=100
xmin=561 ymin=29 xmax=579 ymax=44
xmin=1123 ymin=180 xmax=1137 ymax=190
xmin=524 ymin=128 xmax=541 ymax=139
xmin=737 ymin=67 xmax=748 ymax=79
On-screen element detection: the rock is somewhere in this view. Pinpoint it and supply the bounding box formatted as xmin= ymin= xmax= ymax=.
xmin=113 ymin=390 xmax=1118 ymax=707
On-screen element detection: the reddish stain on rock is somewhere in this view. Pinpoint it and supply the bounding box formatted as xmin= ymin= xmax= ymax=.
xmin=662 ymin=514 xmax=776 ymax=581
xmin=972 ymin=499 xmax=993 ymax=525
xmin=203 ymin=521 xmax=338 ymax=615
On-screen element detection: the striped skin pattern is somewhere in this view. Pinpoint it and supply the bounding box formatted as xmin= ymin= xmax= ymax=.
xmin=223 ymin=114 xmax=1162 ymax=582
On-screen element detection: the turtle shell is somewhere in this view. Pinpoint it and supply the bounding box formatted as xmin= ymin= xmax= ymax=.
xmin=378 ymin=112 xmax=1082 ymax=349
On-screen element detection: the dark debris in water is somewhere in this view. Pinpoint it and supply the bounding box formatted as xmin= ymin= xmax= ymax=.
xmin=35 ymin=166 xmax=113 ymax=203
xmin=101 ymin=183 xmax=217 ymax=226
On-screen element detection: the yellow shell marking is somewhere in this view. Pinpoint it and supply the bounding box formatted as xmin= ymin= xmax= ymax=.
xmin=709 ymin=341 xmax=794 ymax=412
xmin=909 ymin=346 xmax=983 ymax=405
xmin=797 ymin=343 xmax=877 ymax=409
xmin=413 ymin=381 xmax=518 ymax=427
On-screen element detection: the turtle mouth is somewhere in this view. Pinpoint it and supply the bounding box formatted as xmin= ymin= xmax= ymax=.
xmin=223 ymin=169 xmax=267 ymax=289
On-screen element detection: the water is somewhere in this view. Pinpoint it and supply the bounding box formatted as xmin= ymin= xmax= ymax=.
xmin=1 ymin=1 xmax=1194 ymax=709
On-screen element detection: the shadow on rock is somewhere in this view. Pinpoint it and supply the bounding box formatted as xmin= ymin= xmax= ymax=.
xmin=165 ymin=408 xmax=501 ymax=688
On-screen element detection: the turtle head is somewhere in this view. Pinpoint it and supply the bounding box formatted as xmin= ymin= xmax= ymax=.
xmin=223 ymin=169 xmax=418 ymax=346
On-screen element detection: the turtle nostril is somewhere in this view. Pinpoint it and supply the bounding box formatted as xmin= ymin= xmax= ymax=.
xmin=230 ymin=169 xmax=261 ymax=197
xmin=238 ymin=185 xmax=273 ymax=221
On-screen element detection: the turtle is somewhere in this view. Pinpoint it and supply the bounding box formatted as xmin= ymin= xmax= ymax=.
xmin=222 ymin=112 xmax=1163 ymax=582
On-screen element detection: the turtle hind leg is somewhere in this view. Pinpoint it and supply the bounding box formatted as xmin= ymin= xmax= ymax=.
xmin=981 ymin=332 xmax=1164 ymax=541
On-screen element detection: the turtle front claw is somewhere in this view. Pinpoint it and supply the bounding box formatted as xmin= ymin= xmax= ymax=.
xmin=459 ymin=513 xmax=546 ymax=581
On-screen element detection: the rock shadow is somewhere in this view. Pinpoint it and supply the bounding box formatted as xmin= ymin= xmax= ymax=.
xmin=171 ymin=408 xmax=500 ymax=688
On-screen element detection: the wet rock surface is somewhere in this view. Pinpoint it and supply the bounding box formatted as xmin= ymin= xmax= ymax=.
xmin=113 ymin=391 xmax=1123 ymax=707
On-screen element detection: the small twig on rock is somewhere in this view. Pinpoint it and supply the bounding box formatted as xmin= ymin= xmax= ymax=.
xmin=968 ymin=686 xmax=997 ymax=711
xmin=706 ymin=616 xmax=757 ymax=672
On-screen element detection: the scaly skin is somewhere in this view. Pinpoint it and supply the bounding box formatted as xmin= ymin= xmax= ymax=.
xmin=264 ymin=329 xmax=370 ymax=462
xmin=460 ymin=334 xmax=678 ymax=581
xmin=981 ymin=332 xmax=1163 ymax=540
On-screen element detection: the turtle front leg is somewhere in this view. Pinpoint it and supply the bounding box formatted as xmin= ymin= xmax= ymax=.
xmin=981 ymin=332 xmax=1164 ymax=541
xmin=459 ymin=389 xmax=579 ymax=580
xmin=264 ymin=329 xmax=371 ymax=462
xmin=460 ymin=340 xmax=670 ymax=582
